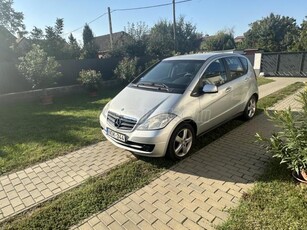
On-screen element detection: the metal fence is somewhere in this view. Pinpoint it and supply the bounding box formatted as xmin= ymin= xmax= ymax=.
xmin=261 ymin=52 xmax=307 ymax=77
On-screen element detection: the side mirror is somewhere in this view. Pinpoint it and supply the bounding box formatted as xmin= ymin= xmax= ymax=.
xmin=202 ymin=84 xmax=218 ymax=93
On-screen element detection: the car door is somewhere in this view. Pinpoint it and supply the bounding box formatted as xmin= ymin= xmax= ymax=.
xmin=196 ymin=58 xmax=234 ymax=134
xmin=224 ymin=56 xmax=250 ymax=115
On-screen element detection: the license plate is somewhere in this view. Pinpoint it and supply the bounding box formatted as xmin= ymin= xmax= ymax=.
xmin=106 ymin=128 xmax=126 ymax=142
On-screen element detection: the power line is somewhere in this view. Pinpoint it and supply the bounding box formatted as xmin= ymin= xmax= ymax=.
xmin=112 ymin=0 xmax=192 ymax=12
xmin=62 ymin=12 xmax=108 ymax=36
xmin=63 ymin=0 xmax=193 ymax=37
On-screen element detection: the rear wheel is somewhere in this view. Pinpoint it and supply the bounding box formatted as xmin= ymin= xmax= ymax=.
xmin=167 ymin=123 xmax=195 ymax=160
xmin=242 ymin=95 xmax=257 ymax=120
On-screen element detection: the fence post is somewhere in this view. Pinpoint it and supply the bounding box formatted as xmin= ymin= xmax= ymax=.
xmin=275 ymin=54 xmax=280 ymax=76
xmin=300 ymin=53 xmax=305 ymax=77
xmin=254 ymin=53 xmax=262 ymax=77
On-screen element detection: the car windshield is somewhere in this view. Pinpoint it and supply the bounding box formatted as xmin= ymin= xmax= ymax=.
xmin=131 ymin=60 xmax=205 ymax=93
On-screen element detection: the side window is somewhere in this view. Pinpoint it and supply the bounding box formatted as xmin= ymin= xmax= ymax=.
xmin=239 ymin=57 xmax=248 ymax=75
xmin=201 ymin=59 xmax=227 ymax=86
xmin=225 ymin=57 xmax=245 ymax=80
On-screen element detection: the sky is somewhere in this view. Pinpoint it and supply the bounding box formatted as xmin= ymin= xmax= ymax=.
xmin=13 ymin=0 xmax=307 ymax=43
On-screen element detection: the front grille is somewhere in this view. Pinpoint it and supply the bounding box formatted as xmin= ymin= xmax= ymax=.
xmin=107 ymin=111 xmax=137 ymax=130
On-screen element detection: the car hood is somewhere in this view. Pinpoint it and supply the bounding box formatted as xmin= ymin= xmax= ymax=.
xmin=108 ymin=86 xmax=182 ymax=121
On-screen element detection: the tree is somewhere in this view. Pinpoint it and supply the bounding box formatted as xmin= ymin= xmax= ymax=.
xmin=111 ymin=22 xmax=149 ymax=57
xmin=0 ymin=0 xmax=25 ymax=33
xmin=67 ymin=33 xmax=81 ymax=59
xmin=148 ymin=20 xmax=173 ymax=57
xmin=17 ymin=44 xmax=62 ymax=89
xmin=81 ymin=24 xmax=97 ymax=59
xmin=83 ymin=23 xmax=94 ymax=46
xmin=43 ymin=18 xmax=67 ymax=59
xmin=0 ymin=0 xmax=25 ymax=61
xmin=201 ymin=30 xmax=236 ymax=51
xmin=30 ymin=26 xmax=44 ymax=40
xmin=147 ymin=16 xmax=201 ymax=57
xmin=175 ymin=16 xmax=202 ymax=54
xmin=244 ymin=13 xmax=299 ymax=52
xmin=292 ymin=17 xmax=307 ymax=51
xmin=29 ymin=18 xmax=71 ymax=59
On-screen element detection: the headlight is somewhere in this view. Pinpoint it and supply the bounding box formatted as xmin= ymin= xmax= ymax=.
xmin=137 ymin=113 xmax=176 ymax=130
xmin=101 ymin=101 xmax=111 ymax=118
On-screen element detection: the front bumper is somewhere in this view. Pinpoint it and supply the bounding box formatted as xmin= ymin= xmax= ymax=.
xmin=100 ymin=113 xmax=177 ymax=157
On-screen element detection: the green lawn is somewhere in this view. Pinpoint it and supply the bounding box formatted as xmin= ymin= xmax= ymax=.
xmin=257 ymin=77 xmax=275 ymax=86
xmin=2 ymin=82 xmax=304 ymax=230
xmin=258 ymin=82 xmax=305 ymax=108
xmin=0 ymin=86 xmax=124 ymax=175
xmin=218 ymin=160 xmax=307 ymax=230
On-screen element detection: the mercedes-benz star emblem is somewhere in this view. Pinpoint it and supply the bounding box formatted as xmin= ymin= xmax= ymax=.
xmin=114 ymin=118 xmax=122 ymax=128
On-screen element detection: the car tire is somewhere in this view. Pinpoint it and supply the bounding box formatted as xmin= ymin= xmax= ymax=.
xmin=242 ymin=95 xmax=257 ymax=120
xmin=167 ymin=123 xmax=195 ymax=161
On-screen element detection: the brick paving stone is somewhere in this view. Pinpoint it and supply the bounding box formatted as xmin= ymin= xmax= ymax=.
xmin=97 ymin=212 xmax=115 ymax=226
xmin=122 ymin=220 xmax=140 ymax=230
xmin=152 ymin=219 xmax=172 ymax=230
xmin=124 ymin=210 xmax=143 ymax=225
xmin=111 ymin=210 xmax=128 ymax=225
xmin=92 ymin=222 xmax=108 ymax=230
xmin=152 ymin=209 xmax=171 ymax=224
xmin=139 ymin=209 xmax=158 ymax=225
xmin=2 ymin=205 xmax=14 ymax=217
xmin=137 ymin=220 xmax=155 ymax=230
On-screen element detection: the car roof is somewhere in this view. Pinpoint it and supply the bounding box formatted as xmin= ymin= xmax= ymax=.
xmin=164 ymin=52 xmax=243 ymax=61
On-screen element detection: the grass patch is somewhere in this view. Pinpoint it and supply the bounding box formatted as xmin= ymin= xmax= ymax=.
xmin=0 ymin=86 xmax=124 ymax=175
xmin=217 ymin=160 xmax=307 ymax=230
xmin=257 ymin=77 xmax=275 ymax=86
xmin=1 ymin=82 xmax=304 ymax=229
xmin=258 ymin=82 xmax=305 ymax=109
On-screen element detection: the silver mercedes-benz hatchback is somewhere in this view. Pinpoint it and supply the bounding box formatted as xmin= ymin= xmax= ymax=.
xmin=99 ymin=53 xmax=258 ymax=160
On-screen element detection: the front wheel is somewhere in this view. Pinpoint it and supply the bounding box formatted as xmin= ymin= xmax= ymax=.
xmin=242 ymin=95 xmax=257 ymax=120
xmin=167 ymin=123 xmax=195 ymax=160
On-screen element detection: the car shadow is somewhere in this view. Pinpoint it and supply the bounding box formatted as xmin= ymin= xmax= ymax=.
xmin=141 ymin=111 xmax=277 ymax=185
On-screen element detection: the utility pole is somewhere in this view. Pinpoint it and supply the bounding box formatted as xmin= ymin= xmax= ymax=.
xmin=108 ymin=7 xmax=113 ymax=50
xmin=172 ymin=0 xmax=176 ymax=53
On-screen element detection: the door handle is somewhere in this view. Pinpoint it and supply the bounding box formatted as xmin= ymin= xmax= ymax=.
xmin=225 ymin=87 xmax=232 ymax=93
xmin=244 ymin=77 xmax=249 ymax=82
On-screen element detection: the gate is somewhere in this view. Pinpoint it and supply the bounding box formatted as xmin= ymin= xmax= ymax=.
xmin=261 ymin=52 xmax=307 ymax=77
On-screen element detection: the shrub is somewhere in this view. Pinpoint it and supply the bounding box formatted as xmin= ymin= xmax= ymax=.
xmin=114 ymin=57 xmax=139 ymax=82
xmin=78 ymin=69 xmax=102 ymax=91
xmin=17 ymin=44 xmax=62 ymax=89
xmin=256 ymin=87 xmax=307 ymax=175
xmin=144 ymin=58 xmax=160 ymax=70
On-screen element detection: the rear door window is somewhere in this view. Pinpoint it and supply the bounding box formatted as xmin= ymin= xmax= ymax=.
xmin=239 ymin=57 xmax=248 ymax=75
xmin=224 ymin=57 xmax=245 ymax=80
xmin=201 ymin=59 xmax=227 ymax=86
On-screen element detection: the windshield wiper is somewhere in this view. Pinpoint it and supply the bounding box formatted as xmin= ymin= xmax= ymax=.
xmin=136 ymin=81 xmax=169 ymax=92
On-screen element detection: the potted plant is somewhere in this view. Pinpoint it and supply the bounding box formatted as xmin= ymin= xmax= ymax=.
xmin=257 ymin=87 xmax=307 ymax=183
xmin=78 ymin=69 xmax=102 ymax=96
xmin=17 ymin=44 xmax=62 ymax=105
